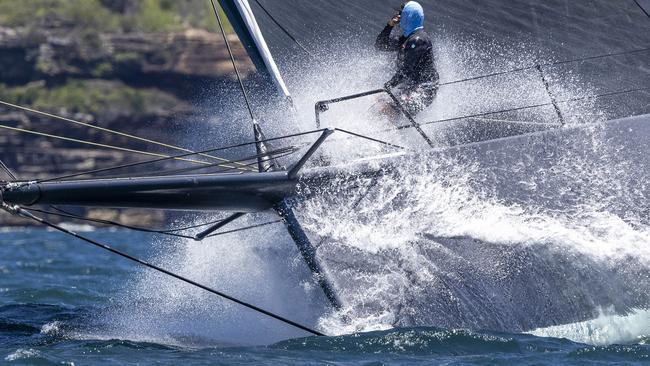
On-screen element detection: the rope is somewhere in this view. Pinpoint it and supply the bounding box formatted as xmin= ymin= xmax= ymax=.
xmin=210 ymin=0 xmax=256 ymax=121
xmin=11 ymin=206 xmax=324 ymax=337
xmin=0 ymin=124 xmax=220 ymax=167
xmin=0 ymin=100 xmax=252 ymax=170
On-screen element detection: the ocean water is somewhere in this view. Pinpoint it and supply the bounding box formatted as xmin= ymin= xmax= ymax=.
xmin=0 ymin=224 xmax=648 ymax=365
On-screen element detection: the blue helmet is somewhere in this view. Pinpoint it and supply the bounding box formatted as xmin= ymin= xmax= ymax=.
xmin=400 ymin=1 xmax=425 ymax=36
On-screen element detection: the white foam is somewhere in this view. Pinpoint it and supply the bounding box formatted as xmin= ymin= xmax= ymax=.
xmin=41 ymin=321 xmax=63 ymax=336
xmin=530 ymin=308 xmax=650 ymax=346
xmin=102 ymin=213 xmax=326 ymax=346
xmin=53 ymin=223 xmax=96 ymax=232
xmin=5 ymin=348 xmax=40 ymax=361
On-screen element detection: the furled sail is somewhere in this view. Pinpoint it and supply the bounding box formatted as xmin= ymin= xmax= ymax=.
xmin=217 ymin=0 xmax=292 ymax=101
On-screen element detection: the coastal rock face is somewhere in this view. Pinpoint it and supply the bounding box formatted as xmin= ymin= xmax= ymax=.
xmin=0 ymin=19 xmax=255 ymax=226
xmin=0 ymin=25 xmax=253 ymax=176
xmin=0 ymin=26 xmax=253 ymax=92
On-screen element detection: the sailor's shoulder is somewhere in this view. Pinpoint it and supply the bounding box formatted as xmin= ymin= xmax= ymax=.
xmin=404 ymin=32 xmax=431 ymax=48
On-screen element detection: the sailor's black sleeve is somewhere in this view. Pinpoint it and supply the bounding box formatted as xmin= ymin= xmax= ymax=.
xmin=375 ymin=25 xmax=401 ymax=51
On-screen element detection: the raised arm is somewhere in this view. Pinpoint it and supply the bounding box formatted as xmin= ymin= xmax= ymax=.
xmin=375 ymin=12 xmax=402 ymax=52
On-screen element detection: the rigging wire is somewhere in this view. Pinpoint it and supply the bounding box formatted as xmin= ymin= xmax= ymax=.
xmin=417 ymin=85 xmax=650 ymax=127
xmin=438 ymin=46 xmax=650 ymax=87
xmin=334 ymin=128 xmax=407 ymax=151
xmin=126 ymin=146 xmax=300 ymax=178
xmin=0 ymin=124 xmax=237 ymax=168
xmin=206 ymin=219 xmax=282 ymax=238
xmin=0 ymin=100 xmax=251 ymax=170
xmin=210 ymin=0 xmax=255 ymax=121
xmin=27 ymin=206 xmax=283 ymax=240
xmin=0 ymin=159 xmax=17 ymax=181
xmin=33 ymin=129 xmax=325 ymax=183
xmin=8 ymin=206 xmax=324 ymax=336
xmin=251 ymin=0 xmax=313 ymax=58
xmin=471 ymin=116 xmax=562 ymax=126
xmin=48 ymin=206 xmax=227 ymax=234
xmin=102 ymin=160 xmax=258 ymax=180
xmin=24 ymin=207 xmax=194 ymax=239
xmin=86 ymin=146 xmax=299 ymax=179
xmin=23 ymin=206 xmax=283 ymax=241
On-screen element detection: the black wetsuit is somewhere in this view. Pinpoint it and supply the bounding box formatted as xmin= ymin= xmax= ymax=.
xmin=375 ymin=24 xmax=439 ymax=114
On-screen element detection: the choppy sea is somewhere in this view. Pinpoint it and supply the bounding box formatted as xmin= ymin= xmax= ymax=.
xmin=0 ymin=229 xmax=648 ymax=365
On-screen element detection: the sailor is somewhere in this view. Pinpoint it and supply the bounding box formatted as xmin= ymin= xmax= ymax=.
xmin=375 ymin=1 xmax=439 ymax=120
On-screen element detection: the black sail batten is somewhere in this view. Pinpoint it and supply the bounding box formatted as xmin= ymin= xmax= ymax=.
xmin=637 ymin=0 xmax=650 ymax=17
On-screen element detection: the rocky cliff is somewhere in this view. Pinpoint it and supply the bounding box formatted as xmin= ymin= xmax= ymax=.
xmin=0 ymin=3 xmax=256 ymax=226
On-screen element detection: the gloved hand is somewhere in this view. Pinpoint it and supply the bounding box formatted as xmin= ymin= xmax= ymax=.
xmin=388 ymin=13 xmax=400 ymax=27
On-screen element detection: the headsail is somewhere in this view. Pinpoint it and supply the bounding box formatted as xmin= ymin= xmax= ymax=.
xmin=247 ymin=0 xmax=650 ymax=123
xmin=217 ymin=0 xmax=292 ymax=101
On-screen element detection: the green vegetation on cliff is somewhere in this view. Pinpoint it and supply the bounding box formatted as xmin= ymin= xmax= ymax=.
xmin=0 ymin=0 xmax=229 ymax=33
xmin=0 ymin=79 xmax=181 ymax=119
xmin=0 ymin=0 xmax=244 ymax=216
xmin=0 ymin=1 xmax=240 ymax=118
